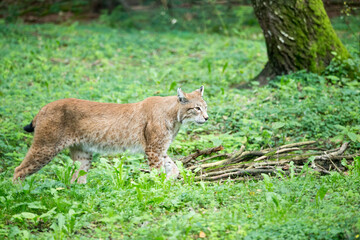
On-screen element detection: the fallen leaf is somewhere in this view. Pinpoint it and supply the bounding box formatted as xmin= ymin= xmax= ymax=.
xmin=199 ymin=231 xmax=206 ymax=238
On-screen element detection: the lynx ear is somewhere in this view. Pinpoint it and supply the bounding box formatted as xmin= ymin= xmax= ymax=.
xmin=177 ymin=88 xmax=188 ymax=103
xmin=197 ymin=85 xmax=204 ymax=97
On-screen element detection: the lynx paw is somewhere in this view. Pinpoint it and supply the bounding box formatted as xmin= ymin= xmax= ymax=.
xmin=164 ymin=159 xmax=179 ymax=180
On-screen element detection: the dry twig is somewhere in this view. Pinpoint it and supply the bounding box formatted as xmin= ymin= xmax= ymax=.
xmin=180 ymin=145 xmax=224 ymax=166
xmin=179 ymin=141 xmax=358 ymax=182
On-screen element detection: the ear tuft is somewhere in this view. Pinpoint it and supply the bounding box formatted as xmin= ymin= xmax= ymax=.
xmin=177 ymin=88 xmax=188 ymax=103
xmin=198 ymin=85 xmax=204 ymax=97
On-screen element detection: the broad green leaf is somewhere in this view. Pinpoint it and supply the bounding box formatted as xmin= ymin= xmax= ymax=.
xmin=326 ymin=75 xmax=339 ymax=81
xmin=347 ymin=132 xmax=358 ymax=142
xmin=57 ymin=214 xmax=65 ymax=229
xmin=68 ymin=209 xmax=75 ymax=216
xmin=78 ymin=170 xmax=87 ymax=177
xmin=331 ymin=135 xmax=344 ymax=143
xmin=273 ymin=122 xmax=285 ymax=129
xmin=207 ymin=61 xmax=211 ymax=73
xmin=169 ymin=81 xmax=177 ymax=91
xmin=212 ymin=138 xmax=223 ymax=146
xmin=222 ymin=62 xmax=228 ymax=73
xmin=39 ymin=207 xmax=57 ymax=221
xmin=28 ymin=201 xmax=46 ymax=210
xmin=13 ymin=212 xmax=37 ymax=220
xmin=316 ymin=186 xmax=328 ymax=205
xmin=334 ymin=125 xmax=346 ymax=130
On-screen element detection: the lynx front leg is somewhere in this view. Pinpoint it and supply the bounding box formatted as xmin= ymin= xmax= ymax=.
xmin=164 ymin=155 xmax=180 ymax=179
xmin=70 ymin=148 xmax=92 ymax=184
xmin=145 ymin=147 xmax=179 ymax=179
xmin=145 ymin=148 xmax=164 ymax=170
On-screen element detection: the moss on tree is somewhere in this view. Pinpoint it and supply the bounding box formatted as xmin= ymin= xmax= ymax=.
xmin=251 ymin=0 xmax=350 ymax=85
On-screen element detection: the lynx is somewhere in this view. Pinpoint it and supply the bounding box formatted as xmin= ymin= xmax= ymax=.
xmin=13 ymin=86 xmax=208 ymax=183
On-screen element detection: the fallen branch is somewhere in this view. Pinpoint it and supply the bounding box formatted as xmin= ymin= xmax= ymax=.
xmin=195 ymin=169 xmax=275 ymax=181
xmin=180 ymin=141 xmax=358 ymax=182
xmin=314 ymin=142 xmax=349 ymax=160
xmin=180 ymin=145 xmax=224 ymax=165
xmin=187 ymin=159 xmax=228 ymax=171
xmin=223 ymin=145 xmax=246 ymax=165
xmin=254 ymin=147 xmax=300 ymax=161
xmin=278 ymin=140 xmax=317 ymax=149
xmin=197 ymin=153 xmax=231 ymax=163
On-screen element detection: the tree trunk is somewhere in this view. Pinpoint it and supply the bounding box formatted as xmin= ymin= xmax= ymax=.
xmin=251 ymin=0 xmax=350 ymax=85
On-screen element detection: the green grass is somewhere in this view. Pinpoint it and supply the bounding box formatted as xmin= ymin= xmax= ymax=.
xmin=1 ymin=166 xmax=360 ymax=239
xmin=0 ymin=11 xmax=360 ymax=239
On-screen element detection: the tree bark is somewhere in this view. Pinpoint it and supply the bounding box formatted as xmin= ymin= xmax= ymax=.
xmin=251 ymin=0 xmax=350 ymax=85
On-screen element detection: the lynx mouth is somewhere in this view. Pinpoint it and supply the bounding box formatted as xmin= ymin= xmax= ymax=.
xmin=196 ymin=121 xmax=206 ymax=125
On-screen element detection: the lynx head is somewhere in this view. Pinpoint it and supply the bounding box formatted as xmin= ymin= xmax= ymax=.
xmin=177 ymin=86 xmax=209 ymax=124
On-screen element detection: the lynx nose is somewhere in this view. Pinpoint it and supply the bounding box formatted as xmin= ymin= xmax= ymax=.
xmin=204 ymin=116 xmax=209 ymax=121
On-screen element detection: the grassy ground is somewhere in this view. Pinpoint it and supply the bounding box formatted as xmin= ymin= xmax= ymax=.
xmin=0 ymin=9 xmax=360 ymax=239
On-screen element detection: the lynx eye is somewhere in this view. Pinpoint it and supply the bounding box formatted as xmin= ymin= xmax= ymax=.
xmin=195 ymin=107 xmax=201 ymax=111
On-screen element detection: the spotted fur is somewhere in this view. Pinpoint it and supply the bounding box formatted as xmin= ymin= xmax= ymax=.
xmin=13 ymin=87 xmax=208 ymax=183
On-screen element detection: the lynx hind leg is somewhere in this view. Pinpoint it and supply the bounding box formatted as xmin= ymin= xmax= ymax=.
xmin=13 ymin=144 xmax=60 ymax=182
xmin=70 ymin=148 xmax=92 ymax=184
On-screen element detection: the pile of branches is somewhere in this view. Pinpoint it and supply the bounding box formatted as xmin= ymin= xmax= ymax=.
xmin=179 ymin=141 xmax=359 ymax=181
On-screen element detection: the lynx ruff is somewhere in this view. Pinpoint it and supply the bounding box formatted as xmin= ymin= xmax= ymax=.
xmin=13 ymin=86 xmax=208 ymax=183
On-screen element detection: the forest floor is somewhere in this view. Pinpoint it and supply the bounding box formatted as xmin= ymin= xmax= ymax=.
xmin=0 ymin=9 xmax=360 ymax=239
